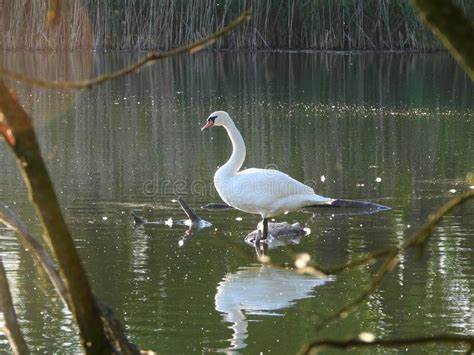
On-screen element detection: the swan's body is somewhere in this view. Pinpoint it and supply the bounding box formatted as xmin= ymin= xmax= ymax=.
xmin=202 ymin=111 xmax=333 ymax=241
xmin=214 ymin=167 xmax=331 ymax=218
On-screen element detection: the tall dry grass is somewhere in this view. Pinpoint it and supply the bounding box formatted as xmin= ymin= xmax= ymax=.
xmin=1 ymin=0 xmax=474 ymax=51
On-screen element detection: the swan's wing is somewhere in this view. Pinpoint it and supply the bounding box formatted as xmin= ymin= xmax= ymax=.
xmin=235 ymin=168 xmax=315 ymax=199
xmin=214 ymin=168 xmax=331 ymax=215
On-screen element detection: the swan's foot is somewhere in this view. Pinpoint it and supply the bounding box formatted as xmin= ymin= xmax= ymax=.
xmin=254 ymin=240 xmax=269 ymax=258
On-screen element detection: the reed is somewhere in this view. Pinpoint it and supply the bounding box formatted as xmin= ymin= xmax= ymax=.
xmin=1 ymin=0 xmax=473 ymax=51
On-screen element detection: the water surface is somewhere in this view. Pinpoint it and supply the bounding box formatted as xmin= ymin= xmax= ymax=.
xmin=0 ymin=51 xmax=473 ymax=354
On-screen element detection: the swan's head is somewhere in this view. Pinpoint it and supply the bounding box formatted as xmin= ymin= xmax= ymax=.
xmin=201 ymin=111 xmax=232 ymax=131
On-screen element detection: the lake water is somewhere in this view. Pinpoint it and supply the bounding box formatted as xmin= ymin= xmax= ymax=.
xmin=0 ymin=51 xmax=473 ymax=354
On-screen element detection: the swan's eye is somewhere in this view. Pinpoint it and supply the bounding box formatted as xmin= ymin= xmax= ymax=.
xmin=208 ymin=115 xmax=217 ymax=123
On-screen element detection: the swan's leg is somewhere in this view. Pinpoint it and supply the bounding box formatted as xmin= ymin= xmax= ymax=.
xmin=254 ymin=241 xmax=268 ymax=257
xmin=262 ymin=217 xmax=269 ymax=240
xmin=255 ymin=217 xmax=268 ymax=247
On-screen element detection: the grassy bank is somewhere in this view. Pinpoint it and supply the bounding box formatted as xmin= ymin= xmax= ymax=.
xmin=1 ymin=0 xmax=474 ymax=51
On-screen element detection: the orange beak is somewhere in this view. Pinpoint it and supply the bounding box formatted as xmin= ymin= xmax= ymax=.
xmin=201 ymin=121 xmax=214 ymax=131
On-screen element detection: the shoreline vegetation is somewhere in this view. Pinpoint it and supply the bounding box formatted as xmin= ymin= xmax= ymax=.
xmin=1 ymin=0 xmax=473 ymax=52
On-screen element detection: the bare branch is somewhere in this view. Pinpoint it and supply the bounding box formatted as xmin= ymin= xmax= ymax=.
xmin=401 ymin=190 xmax=474 ymax=250
xmin=221 ymin=190 xmax=474 ymax=343
xmin=0 ymin=12 xmax=251 ymax=351
xmin=0 ymin=11 xmax=251 ymax=90
xmin=96 ymin=301 xmax=141 ymax=355
xmin=311 ymin=190 xmax=474 ymax=332
xmin=316 ymin=248 xmax=393 ymax=275
xmin=0 ymin=81 xmax=113 ymax=353
xmin=225 ymin=228 xmax=391 ymax=277
xmin=310 ymin=190 xmax=474 ymax=277
xmin=0 ymin=203 xmax=139 ymax=354
xmin=0 ymin=257 xmax=30 ymax=355
xmin=0 ymin=203 xmax=68 ymax=300
xmin=301 ymin=334 xmax=474 ymax=354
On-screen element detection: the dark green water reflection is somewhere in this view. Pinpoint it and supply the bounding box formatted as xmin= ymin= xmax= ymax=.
xmin=0 ymin=52 xmax=473 ymax=354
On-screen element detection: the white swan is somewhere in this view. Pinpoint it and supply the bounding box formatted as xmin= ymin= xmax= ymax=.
xmin=202 ymin=111 xmax=334 ymax=241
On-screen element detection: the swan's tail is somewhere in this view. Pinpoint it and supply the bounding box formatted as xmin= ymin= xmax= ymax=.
xmin=309 ymin=198 xmax=390 ymax=211
xmin=177 ymin=197 xmax=201 ymax=224
xmin=331 ymin=199 xmax=390 ymax=210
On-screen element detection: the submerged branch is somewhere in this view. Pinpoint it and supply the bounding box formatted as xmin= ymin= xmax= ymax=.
xmin=301 ymin=334 xmax=474 ymax=354
xmin=0 ymin=203 xmax=139 ymax=354
xmin=0 ymin=11 xmax=251 ymax=90
xmin=0 ymin=258 xmax=30 ymax=355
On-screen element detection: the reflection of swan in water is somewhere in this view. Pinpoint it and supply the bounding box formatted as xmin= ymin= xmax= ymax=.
xmin=244 ymin=221 xmax=310 ymax=257
xmin=214 ymin=265 xmax=329 ymax=352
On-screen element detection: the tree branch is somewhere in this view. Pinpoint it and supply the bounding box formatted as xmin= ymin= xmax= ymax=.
xmin=316 ymin=248 xmax=392 ymax=275
xmin=0 ymin=257 xmax=30 ymax=355
xmin=0 ymin=11 xmax=251 ymax=90
xmin=0 ymin=203 xmax=68 ymax=301
xmin=301 ymin=334 xmax=474 ymax=354
xmin=0 ymin=81 xmax=113 ymax=354
xmin=0 ymin=11 xmax=251 ymax=352
xmin=311 ymin=190 xmax=474 ymax=332
xmin=0 ymin=203 xmax=139 ymax=354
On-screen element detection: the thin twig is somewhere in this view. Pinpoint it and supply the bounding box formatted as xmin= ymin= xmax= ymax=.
xmin=224 ymin=227 xmax=390 ymax=277
xmin=316 ymin=248 xmax=393 ymax=275
xmin=0 ymin=257 xmax=30 ymax=355
xmin=312 ymin=190 xmax=474 ymax=332
xmin=301 ymin=334 xmax=474 ymax=354
xmin=223 ymin=235 xmax=327 ymax=278
xmin=0 ymin=11 xmax=251 ymax=90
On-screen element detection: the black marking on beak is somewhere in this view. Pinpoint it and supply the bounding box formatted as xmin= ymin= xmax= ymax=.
xmin=208 ymin=115 xmax=217 ymax=123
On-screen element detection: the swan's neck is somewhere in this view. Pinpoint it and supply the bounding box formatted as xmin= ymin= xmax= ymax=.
xmin=218 ymin=121 xmax=246 ymax=176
